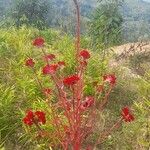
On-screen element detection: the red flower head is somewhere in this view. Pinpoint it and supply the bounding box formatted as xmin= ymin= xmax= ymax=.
xmin=80 ymin=96 xmax=95 ymax=111
xmin=23 ymin=117 xmax=33 ymax=126
xmin=44 ymin=54 xmax=55 ymax=61
xmin=103 ymin=74 xmax=116 ymax=85
xmin=25 ymin=58 xmax=35 ymax=67
xmin=35 ymin=111 xmax=46 ymax=124
xmin=42 ymin=64 xmax=58 ymax=75
xmin=58 ymin=61 xmax=66 ymax=67
xmin=80 ymin=49 xmax=90 ymax=59
xmin=43 ymin=88 xmax=52 ymax=96
xmin=23 ymin=110 xmax=34 ymax=126
xmin=26 ymin=110 xmax=34 ymax=118
xmin=33 ymin=37 xmax=45 ymax=47
xmin=63 ymin=75 xmax=80 ymax=86
xmin=121 ymin=107 xmax=134 ymax=122
xmin=23 ymin=110 xmax=46 ymax=126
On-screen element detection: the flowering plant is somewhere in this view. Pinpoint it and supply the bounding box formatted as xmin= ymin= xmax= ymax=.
xmin=22 ymin=0 xmax=134 ymax=149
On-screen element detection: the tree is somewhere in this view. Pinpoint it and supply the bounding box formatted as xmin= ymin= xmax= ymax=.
xmin=13 ymin=0 xmax=52 ymax=29
xmin=0 ymin=0 xmax=12 ymax=20
xmin=90 ymin=0 xmax=123 ymax=50
xmin=0 ymin=0 xmax=5 ymax=20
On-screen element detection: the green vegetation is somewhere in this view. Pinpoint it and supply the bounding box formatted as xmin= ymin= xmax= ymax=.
xmin=90 ymin=0 xmax=123 ymax=50
xmin=0 ymin=26 xmax=149 ymax=150
xmin=0 ymin=0 xmax=149 ymax=149
xmin=122 ymin=0 xmax=150 ymax=42
xmin=1 ymin=0 xmax=150 ymax=42
xmin=13 ymin=0 xmax=51 ymax=29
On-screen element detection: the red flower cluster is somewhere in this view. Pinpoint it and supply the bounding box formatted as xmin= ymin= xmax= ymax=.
xmin=23 ymin=110 xmax=46 ymax=126
xmin=25 ymin=58 xmax=35 ymax=67
xmin=103 ymin=74 xmax=116 ymax=85
xmin=80 ymin=96 xmax=94 ymax=111
xmin=35 ymin=111 xmax=46 ymax=124
xmin=23 ymin=110 xmax=34 ymax=126
xmin=63 ymin=75 xmax=80 ymax=86
xmin=42 ymin=64 xmax=58 ymax=75
xmin=121 ymin=107 xmax=134 ymax=122
xmin=33 ymin=37 xmax=45 ymax=47
xmin=44 ymin=54 xmax=55 ymax=61
xmin=80 ymin=49 xmax=90 ymax=59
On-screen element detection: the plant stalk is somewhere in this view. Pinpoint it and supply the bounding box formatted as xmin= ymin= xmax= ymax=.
xmin=73 ymin=0 xmax=81 ymax=61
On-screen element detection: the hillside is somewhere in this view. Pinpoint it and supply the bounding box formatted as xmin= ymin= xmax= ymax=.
xmin=47 ymin=0 xmax=150 ymax=41
xmin=122 ymin=0 xmax=150 ymax=42
xmin=0 ymin=0 xmax=150 ymax=42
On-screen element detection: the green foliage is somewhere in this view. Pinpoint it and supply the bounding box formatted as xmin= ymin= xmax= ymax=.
xmin=114 ymin=74 xmax=150 ymax=150
xmin=0 ymin=85 xmax=20 ymax=146
xmin=0 ymin=27 xmax=60 ymax=148
xmin=90 ymin=0 xmax=123 ymax=50
xmin=0 ymin=0 xmax=149 ymax=149
xmin=122 ymin=0 xmax=150 ymax=42
xmin=0 ymin=27 xmax=107 ymax=149
xmin=12 ymin=0 xmax=51 ymax=29
xmin=129 ymin=51 xmax=150 ymax=76
xmin=0 ymin=19 xmax=149 ymax=150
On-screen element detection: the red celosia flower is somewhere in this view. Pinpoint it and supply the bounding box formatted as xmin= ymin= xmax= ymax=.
xmin=23 ymin=110 xmax=46 ymax=126
xmin=25 ymin=58 xmax=35 ymax=67
xmin=42 ymin=64 xmax=58 ymax=75
xmin=58 ymin=61 xmax=65 ymax=67
xmin=122 ymin=107 xmax=129 ymax=116
xmin=80 ymin=96 xmax=95 ymax=111
xmin=121 ymin=107 xmax=134 ymax=122
xmin=80 ymin=49 xmax=90 ymax=59
xmin=26 ymin=110 xmax=34 ymax=118
xmin=63 ymin=75 xmax=80 ymax=86
xmin=43 ymin=88 xmax=52 ymax=96
xmin=35 ymin=111 xmax=46 ymax=124
xmin=103 ymin=74 xmax=116 ymax=85
xmin=23 ymin=110 xmax=34 ymax=126
xmin=23 ymin=117 xmax=34 ymax=126
xmin=44 ymin=54 xmax=55 ymax=61
xmin=33 ymin=37 xmax=45 ymax=47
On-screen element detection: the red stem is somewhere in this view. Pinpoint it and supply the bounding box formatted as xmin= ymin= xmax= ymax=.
xmin=50 ymin=75 xmax=74 ymax=130
xmin=73 ymin=0 xmax=81 ymax=62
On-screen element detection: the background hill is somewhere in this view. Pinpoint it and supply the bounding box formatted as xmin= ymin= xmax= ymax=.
xmin=122 ymin=0 xmax=150 ymax=42
xmin=0 ymin=0 xmax=150 ymax=42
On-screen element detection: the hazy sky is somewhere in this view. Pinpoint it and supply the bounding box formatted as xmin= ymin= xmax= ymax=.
xmin=143 ymin=0 xmax=150 ymax=2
